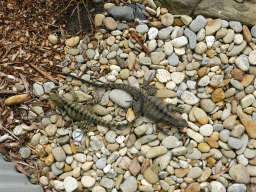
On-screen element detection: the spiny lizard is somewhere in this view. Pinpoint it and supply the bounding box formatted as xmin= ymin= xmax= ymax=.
xmin=50 ymin=94 xmax=131 ymax=129
xmin=49 ymin=70 xmax=188 ymax=130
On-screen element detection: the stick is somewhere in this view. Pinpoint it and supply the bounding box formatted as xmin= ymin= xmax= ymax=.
xmin=27 ymin=63 xmax=59 ymax=84
xmin=19 ymin=73 xmax=32 ymax=95
xmin=77 ymin=3 xmax=82 ymax=32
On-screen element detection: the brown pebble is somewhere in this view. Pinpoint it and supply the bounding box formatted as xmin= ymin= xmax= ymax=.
xmin=235 ymin=91 xmax=246 ymax=100
xmin=238 ymin=112 xmax=256 ymax=139
xmin=198 ymin=143 xmax=210 ymax=152
xmin=243 ymin=25 xmax=252 ymax=43
xmin=64 ymin=163 xmax=72 ymax=172
xmin=212 ymin=88 xmax=225 ymax=102
xmin=185 ymin=182 xmax=200 ymax=192
xmin=198 ymin=67 xmax=207 ymax=77
xmin=175 ymin=168 xmax=189 ymax=178
xmin=4 ymin=94 xmax=31 ymax=106
xmin=231 ymin=68 xmax=243 ymax=80
xmin=205 ymin=48 xmax=215 ymax=58
xmin=241 ymin=74 xmax=254 ymax=87
xmin=173 ymin=18 xmax=183 ymax=26
xmin=45 ymin=154 xmax=54 ymax=166
xmin=107 ymin=143 xmax=119 ymax=151
xmin=103 ymin=17 xmax=117 ymax=30
xmin=207 ymin=157 xmax=216 ymax=166
xmin=71 ymin=143 xmax=77 ymax=154
xmin=206 ymin=138 xmax=219 ymax=148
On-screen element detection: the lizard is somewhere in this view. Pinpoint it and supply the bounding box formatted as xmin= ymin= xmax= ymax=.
xmin=49 ymin=69 xmax=188 ymax=131
xmin=49 ymin=93 xmax=132 ymax=129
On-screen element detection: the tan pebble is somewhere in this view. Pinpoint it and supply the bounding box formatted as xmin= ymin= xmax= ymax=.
xmin=71 ymin=143 xmax=77 ymax=154
xmin=4 ymin=94 xmax=31 ymax=106
xmin=238 ymin=112 xmax=256 ymax=139
xmin=205 ymin=48 xmax=215 ymax=58
xmin=65 ymin=36 xmax=79 ymax=47
xmin=212 ymin=88 xmax=225 ymax=102
xmin=143 ymin=165 xmax=159 ymax=184
xmin=206 ymin=138 xmax=219 ymax=148
xmin=160 ymin=8 xmax=168 ymax=14
xmin=104 ymin=3 xmax=115 ymax=10
xmin=45 ymin=154 xmax=54 ymax=166
xmin=205 ymin=19 xmax=222 ymax=35
xmin=126 ymin=108 xmax=135 ymax=122
xmin=216 ymin=28 xmax=228 ymax=39
xmin=175 ymin=168 xmax=189 ymax=178
xmin=210 ymin=131 xmax=220 ymax=141
xmin=94 ymin=14 xmax=105 ymax=27
xmin=198 ymin=67 xmax=207 ymax=77
xmin=36 ymin=144 xmax=46 ymax=157
xmin=48 ymin=34 xmax=58 ymax=44
xmin=207 ymin=157 xmax=216 ymax=166
xmin=123 ymin=38 xmax=129 ymax=49
xmin=71 ymin=79 xmax=82 ymax=86
xmin=235 ymin=91 xmax=246 ymax=100
xmin=243 ymin=25 xmax=252 ymax=43
xmin=188 ymin=106 xmax=197 ymax=122
xmin=64 ymin=163 xmax=72 ymax=172
xmin=197 ymin=167 xmax=211 ymax=182
xmin=217 ymin=79 xmax=231 ymax=88
xmin=198 ymin=143 xmax=210 ymax=152
xmin=185 ymin=182 xmax=200 ymax=192
xmin=241 ymin=74 xmax=254 ymax=87
xmin=193 ymin=107 xmax=208 ymax=124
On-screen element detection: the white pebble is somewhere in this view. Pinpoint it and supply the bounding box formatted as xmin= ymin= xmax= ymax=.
xmin=148 ymin=27 xmax=158 ymax=40
xmin=199 ymin=124 xmax=213 ymax=136
xmin=205 ymin=36 xmax=215 ymax=47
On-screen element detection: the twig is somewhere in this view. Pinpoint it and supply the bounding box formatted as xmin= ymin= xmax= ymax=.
xmin=97 ymin=69 xmax=110 ymax=79
xmin=27 ymin=62 xmax=59 ymax=84
xmin=17 ymin=161 xmax=36 ymax=169
xmin=130 ymin=30 xmax=150 ymax=55
xmin=82 ymin=0 xmax=96 ymax=30
xmin=0 ymin=126 xmax=19 ymax=140
xmin=77 ymin=3 xmax=82 ymax=32
xmin=19 ymin=73 xmax=32 ymax=96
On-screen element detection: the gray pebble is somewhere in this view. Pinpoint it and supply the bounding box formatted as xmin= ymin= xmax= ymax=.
xmin=184 ymin=28 xmax=197 ymax=49
xmin=33 ymin=83 xmax=44 ymax=96
xmin=227 ymin=184 xmax=246 ymax=192
xmin=19 ymin=146 xmax=31 ymax=159
xmin=220 ymin=130 xmax=230 ymax=142
xmin=120 ymin=176 xmax=138 ymax=192
xmin=96 ymin=158 xmax=107 ymax=169
xmin=228 ymin=137 xmax=243 ymax=149
xmin=109 ymin=89 xmax=133 ymax=108
xmin=162 ymin=136 xmax=179 ymax=149
xmin=167 ymin=52 xmax=179 ymax=66
xmin=229 ymin=21 xmax=242 ymax=33
xmin=189 ymin=15 xmax=207 ymax=32
xmin=105 ymin=130 xmax=117 ymax=143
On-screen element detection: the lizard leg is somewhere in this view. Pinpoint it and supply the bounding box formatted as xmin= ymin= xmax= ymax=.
xmin=143 ymin=73 xmax=158 ymax=96
xmin=169 ymin=105 xmax=185 ymax=113
xmin=156 ymin=123 xmax=170 ymax=136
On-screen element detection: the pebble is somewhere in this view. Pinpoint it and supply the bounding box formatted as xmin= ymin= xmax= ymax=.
xmin=189 ymin=15 xmax=207 ymax=32
xmin=103 ymin=17 xmax=117 ymax=30
xmin=148 ymin=27 xmax=158 ymax=40
xmin=208 ymin=181 xmax=226 ymax=192
xmin=136 ymin=24 xmax=149 ymax=34
xmin=107 ymin=6 xmax=134 ymax=21
xmin=64 ymin=176 xmax=78 ymax=192
xmin=120 ymin=176 xmax=138 ymax=192
xmin=161 ymin=13 xmax=174 ymax=26
xmin=81 ymin=176 xmax=96 ymax=188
